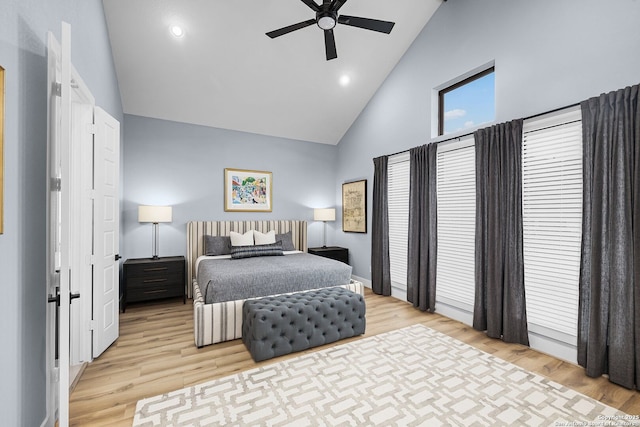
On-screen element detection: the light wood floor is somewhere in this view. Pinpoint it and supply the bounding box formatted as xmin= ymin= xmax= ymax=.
xmin=69 ymin=288 xmax=640 ymax=426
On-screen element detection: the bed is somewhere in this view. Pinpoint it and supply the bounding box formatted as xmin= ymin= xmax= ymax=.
xmin=187 ymin=220 xmax=364 ymax=347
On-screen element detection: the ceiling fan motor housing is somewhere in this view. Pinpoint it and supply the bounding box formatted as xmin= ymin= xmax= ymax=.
xmin=317 ymin=11 xmax=337 ymax=30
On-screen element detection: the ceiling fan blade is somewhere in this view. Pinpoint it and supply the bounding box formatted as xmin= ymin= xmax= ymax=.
xmin=324 ymin=29 xmax=337 ymax=60
xmin=337 ymin=15 xmax=395 ymax=34
xmin=266 ymin=19 xmax=316 ymax=38
xmin=329 ymin=0 xmax=348 ymax=12
xmin=300 ymin=0 xmax=321 ymax=12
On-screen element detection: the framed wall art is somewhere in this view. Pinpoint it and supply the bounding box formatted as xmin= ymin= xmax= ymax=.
xmin=224 ymin=168 xmax=272 ymax=212
xmin=0 ymin=66 xmax=4 ymax=234
xmin=342 ymin=179 xmax=366 ymax=233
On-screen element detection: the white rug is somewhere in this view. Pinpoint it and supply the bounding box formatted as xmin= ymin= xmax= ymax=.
xmin=133 ymin=324 xmax=625 ymax=426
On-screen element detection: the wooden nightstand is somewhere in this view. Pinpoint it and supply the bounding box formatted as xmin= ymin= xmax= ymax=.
xmin=122 ymin=256 xmax=185 ymax=312
xmin=308 ymin=246 xmax=349 ymax=265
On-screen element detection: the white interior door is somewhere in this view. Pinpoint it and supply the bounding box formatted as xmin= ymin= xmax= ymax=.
xmin=69 ymin=66 xmax=95 ymax=367
xmin=47 ymin=23 xmax=121 ymax=425
xmin=93 ymin=107 xmax=120 ymax=357
xmin=45 ymin=30 xmax=62 ymax=427
xmin=57 ymin=22 xmax=73 ymax=426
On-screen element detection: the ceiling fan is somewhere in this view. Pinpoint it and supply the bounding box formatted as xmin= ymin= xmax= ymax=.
xmin=266 ymin=0 xmax=395 ymax=61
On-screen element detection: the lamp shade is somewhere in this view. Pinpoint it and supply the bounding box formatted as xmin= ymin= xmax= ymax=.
xmin=138 ymin=205 xmax=173 ymax=223
xmin=314 ymin=208 xmax=335 ymax=222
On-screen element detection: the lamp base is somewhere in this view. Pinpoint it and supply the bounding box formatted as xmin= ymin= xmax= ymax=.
xmin=151 ymin=222 xmax=160 ymax=259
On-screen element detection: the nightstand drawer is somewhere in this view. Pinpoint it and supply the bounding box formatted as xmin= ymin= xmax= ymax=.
xmin=127 ymin=282 xmax=184 ymax=302
xmin=127 ymin=273 xmax=183 ymax=289
xmin=125 ymin=261 xmax=183 ymax=278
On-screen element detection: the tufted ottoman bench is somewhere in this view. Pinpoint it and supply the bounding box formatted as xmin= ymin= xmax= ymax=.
xmin=242 ymin=287 xmax=366 ymax=362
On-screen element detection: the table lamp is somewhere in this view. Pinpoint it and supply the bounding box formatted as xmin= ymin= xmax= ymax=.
xmin=138 ymin=205 xmax=172 ymax=259
xmin=314 ymin=208 xmax=335 ymax=248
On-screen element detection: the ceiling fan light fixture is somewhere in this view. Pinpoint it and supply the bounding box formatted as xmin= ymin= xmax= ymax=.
xmin=170 ymin=25 xmax=184 ymax=38
xmin=317 ymin=12 xmax=337 ymax=30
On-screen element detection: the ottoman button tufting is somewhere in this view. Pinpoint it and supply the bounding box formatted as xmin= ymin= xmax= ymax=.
xmin=242 ymin=287 xmax=366 ymax=362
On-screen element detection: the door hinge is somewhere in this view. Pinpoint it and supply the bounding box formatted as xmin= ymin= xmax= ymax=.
xmin=87 ymin=123 xmax=96 ymax=134
xmin=89 ymin=320 xmax=97 ymax=331
xmin=51 ymin=177 xmax=62 ymax=192
xmin=53 ymin=82 xmax=62 ymax=97
xmin=51 ymin=366 xmax=60 ymax=382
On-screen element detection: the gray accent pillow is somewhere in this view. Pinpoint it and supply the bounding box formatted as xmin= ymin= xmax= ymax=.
xmin=231 ymin=242 xmax=284 ymax=259
xmin=204 ymin=235 xmax=231 ymax=256
xmin=275 ymin=231 xmax=296 ymax=251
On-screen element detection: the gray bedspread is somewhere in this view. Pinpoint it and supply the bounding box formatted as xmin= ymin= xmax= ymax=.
xmin=198 ymin=253 xmax=352 ymax=304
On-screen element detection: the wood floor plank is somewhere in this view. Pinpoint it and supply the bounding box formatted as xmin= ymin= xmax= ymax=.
xmin=69 ymin=290 xmax=639 ymax=426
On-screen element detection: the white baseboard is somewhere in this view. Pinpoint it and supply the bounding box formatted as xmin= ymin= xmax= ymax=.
xmin=435 ymin=301 xmax=474 ymax=327
xmin=354 ymin=275 xmax=577 ymax=364
xmin=529 ymin=331 xmax=578 ymax=364
xmin=352 ymin=275 xmax=408 ymax=301
xmin=352 ymin=275 xmax=371 ymax=289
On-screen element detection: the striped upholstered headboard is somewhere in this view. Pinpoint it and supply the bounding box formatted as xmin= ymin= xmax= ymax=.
xmin=185 ymin=220 xmax=308 ymax=298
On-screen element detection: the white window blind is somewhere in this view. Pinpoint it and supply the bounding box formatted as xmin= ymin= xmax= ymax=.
xmin=436 ymin=138 xmax=476 ymax=311
xmin=388 ymin=152 xmax=410 ymax=290
xmin=522 ymin=108 xmax=582 ymax=344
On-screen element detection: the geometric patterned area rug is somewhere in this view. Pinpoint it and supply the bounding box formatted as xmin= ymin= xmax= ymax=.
xmin=133 ymin=324 xmax=626 ymax=426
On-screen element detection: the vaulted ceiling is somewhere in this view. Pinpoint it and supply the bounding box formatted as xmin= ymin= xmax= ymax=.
xmin=102 ymin=0 xmax=443 ymax=145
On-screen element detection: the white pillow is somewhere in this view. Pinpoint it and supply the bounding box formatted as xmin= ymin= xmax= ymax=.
xmin=230 ymin=230 xmax=254 ymax=247
xmin=253 ymin=230 xmax=276 ymax=245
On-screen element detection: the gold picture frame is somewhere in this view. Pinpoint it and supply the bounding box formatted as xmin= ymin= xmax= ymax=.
xmin=342 ymin=179 xmax=367 ymax=233
xmin=224 ymin=168 xmax=273 ymax=212
xmin=0 ymin=66 xmax=4 ymax=234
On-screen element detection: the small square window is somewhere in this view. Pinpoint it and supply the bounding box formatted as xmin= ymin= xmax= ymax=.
xmin=438 ymin=67 xmax=495 ymax=136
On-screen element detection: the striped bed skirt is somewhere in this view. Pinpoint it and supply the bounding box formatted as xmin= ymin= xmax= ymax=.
xmin=193 ymin=280 xmax=364 ymax=348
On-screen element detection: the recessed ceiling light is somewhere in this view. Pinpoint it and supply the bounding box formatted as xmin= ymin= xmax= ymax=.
xmin=170 ymin=25 xmax=184 ymax=38
xmin=339 ymin=75 xmax=351 ymax=86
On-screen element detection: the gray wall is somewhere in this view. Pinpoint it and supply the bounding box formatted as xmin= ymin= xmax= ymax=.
xmin=0 ymin=1 xmax=122 ymax=424
xmin=122 ymin=115 xmax=339 ymax=260
xmin=334 ymin=0 xmax=640 ymax=281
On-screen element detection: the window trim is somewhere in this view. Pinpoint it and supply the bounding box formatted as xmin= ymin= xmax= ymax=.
xmin=438 ymin=66 xmax=495 ymax=136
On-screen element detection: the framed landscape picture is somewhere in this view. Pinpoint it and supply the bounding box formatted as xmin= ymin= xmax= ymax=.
xmin=224 ymin=168 xmax=272 ymax=212
xmin=342 ymin=179 xmax=366 ymax=233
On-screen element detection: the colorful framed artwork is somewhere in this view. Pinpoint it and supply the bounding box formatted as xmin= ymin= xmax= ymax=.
xmin=224 ymin=168 xmax=273 ymax=212
xmin=342 ymin=179 xmax=366 ymax=233
xmin=0 ymin=66 xmax=4 ymax=234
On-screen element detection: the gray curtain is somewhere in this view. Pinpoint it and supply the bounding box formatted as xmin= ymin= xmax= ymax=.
xmin=578 ymin=84 xmax=640 ymax=390
xmin=372 ymin=155 xmax=391 ymax=296
xmin=473 ymin=119 xmax=529 ymax=346
xmin=407 ymin=144 xmax=438 ymax=311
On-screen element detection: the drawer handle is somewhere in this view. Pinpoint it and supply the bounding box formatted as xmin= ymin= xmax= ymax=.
xmin=143 ymin=278 xmax=168 ymax=283
xmin=145 ymin=289 xmax=168 ymax=295
xmin=144 ymin=267 xmax=168 ymax=272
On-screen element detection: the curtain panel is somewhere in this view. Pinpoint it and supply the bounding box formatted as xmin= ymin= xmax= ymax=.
xmin=407 ymin=144 xmax=438 ymax=311
xmin=578 ymin=84 xmax=640 ymax=390
xmin=371 ymin=155 xmax=392 ymax=296
xmin=473 ymin=119 xmax=529 ymax=346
